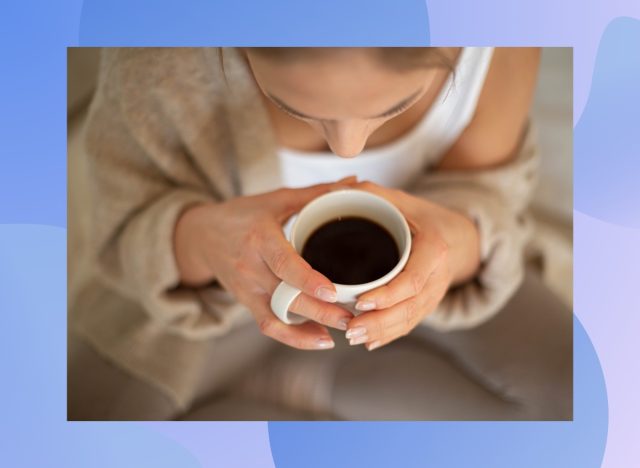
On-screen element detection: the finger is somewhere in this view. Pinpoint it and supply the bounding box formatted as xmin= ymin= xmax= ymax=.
xmin=345 ymin=297 xmax=423 ymax=346
xmin=354 ymin=311 xmax=415 ymax=350
xmin=365 ymin=296 xmax=438 ymax=351
xmin=272 ymin=177 xmax=359 ymax=221
xmin=245 ymin=257 xmax=352 ymax=330
xmin=351 ymin=180 xmax=403 ymax=205
xmin=336 ymin=175 xmax=358 ymax=184
xmin=245 ymin=265 xmax=351 ymax=331
xmin=289 ymin=293 xmax=353 ymax=330
xmin=366 ymin=300 xmax=434 ymax=349
xmin=365 ymin=335 xmax=397 ymax=352
xmin=350 ymin=180 xmax=427 ymax=223
xmin=237 ymin=258 xmax=351 ymax=330
xmin=356 ymin=274 xmax=449 ymax=348
xmin=246 ymin=292 xmax=335 ymax=350
xmin=260 ymin=223 xmax=337 ymax=303
xmin=355 ymin=233 xmax=447 ymax=311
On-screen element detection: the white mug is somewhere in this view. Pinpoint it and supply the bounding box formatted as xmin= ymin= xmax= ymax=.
xmin=270 ymin=189 xmax=412 ymax=324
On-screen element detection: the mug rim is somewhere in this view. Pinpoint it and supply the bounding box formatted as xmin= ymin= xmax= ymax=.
xmin=289 ymin=188 xmax=412 ymax=290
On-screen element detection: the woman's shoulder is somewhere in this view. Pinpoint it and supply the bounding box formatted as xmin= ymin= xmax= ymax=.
xmin=491 ymin=47 xmax=540 ymax=74
xmin=98 ymin=48 xmax=227 ymax=103
xmin=437 ymin=48 xmax=541 ymax=169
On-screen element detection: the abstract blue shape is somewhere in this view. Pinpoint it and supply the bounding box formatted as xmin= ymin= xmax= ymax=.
xmin=573 ymin=210 xmax=640 ymax=468
xmin=2 ymin=0 xmax=625 ymax=466
xmin=0 ymin=1 xmax=81 ymax=226
xmin=0 ymin=225 xmax=200 ymax=468
xmin=575 ymin=17 xmax=640 ymax=228
xmin=79 ymin=0 xmax=429 ymax=45
xmin=268 ymin=317 xmax=607 ymax=468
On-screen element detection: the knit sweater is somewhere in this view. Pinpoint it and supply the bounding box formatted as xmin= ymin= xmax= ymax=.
xmin=69 ymin=47 xmax=538 ymax=408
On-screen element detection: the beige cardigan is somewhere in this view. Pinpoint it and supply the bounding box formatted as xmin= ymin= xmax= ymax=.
xmin=70 ymin=47 xmax=538 ymax=407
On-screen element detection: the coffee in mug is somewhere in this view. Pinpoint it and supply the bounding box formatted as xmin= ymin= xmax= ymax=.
xmin=301 ymin=217 xmax=400 ymax=285
xmin=271 ymin=189 xmax=411 ymax=325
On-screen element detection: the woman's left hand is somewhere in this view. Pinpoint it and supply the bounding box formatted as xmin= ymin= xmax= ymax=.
xmin=345 ymin=181 xmax=481 ymax=350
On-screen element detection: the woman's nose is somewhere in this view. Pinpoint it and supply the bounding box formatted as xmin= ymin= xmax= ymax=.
xmin=322 ymin=120 xmax=371 ymax=158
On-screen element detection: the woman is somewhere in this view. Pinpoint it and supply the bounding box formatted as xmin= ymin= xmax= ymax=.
xmin=68 ymin=47 xmax=572 ymax=420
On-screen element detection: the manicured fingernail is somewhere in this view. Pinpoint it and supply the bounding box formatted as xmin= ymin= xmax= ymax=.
xmin=367 ymin=340 xmax=382 ymax=351
xmin=345 ymin=326 xmax=367 ymax=339
xmin=316 ymin=337 xmax=335 ymax=349
xmin=349 ymin=335 xmax=369 ymax=346
xmin=316 ymin=287 xmax=337 ymax=303
xmin=355 ymin=300 xmax=376 ymax=311
xmin=337 ymin=318 xmax=350 ymax=331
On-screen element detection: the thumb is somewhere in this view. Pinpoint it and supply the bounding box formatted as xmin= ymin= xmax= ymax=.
xmin=274 ymin=177 xmax=359 ymax=215
xmin=336 ymin=175 xmax=358 ymax=184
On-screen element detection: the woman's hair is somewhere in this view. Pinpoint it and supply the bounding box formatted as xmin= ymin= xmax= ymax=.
xmin=217 ymin=47 xmax=457 ymax=75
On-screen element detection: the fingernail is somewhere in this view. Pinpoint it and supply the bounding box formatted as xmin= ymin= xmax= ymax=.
xmin=349 ymin=335 xmax=369 ymax=346
xmin=337 ymin=318 xmax=350 ymax=331
xmin=355 ymin=300 xmax=376 ymax=311
xmin=315 ymin=287 xmax=337 ymax=303
xmin=316 ymin=337 xmax=335 ymax=349
xmin=367 ymin=340 xmax=382 ymax=351
xmin=345 ymin=326 xmax=367 ymax=339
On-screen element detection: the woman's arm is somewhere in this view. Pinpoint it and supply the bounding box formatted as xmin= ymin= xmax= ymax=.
xmin=427 ymin=47 xmax=542 ymax=282
xmin=84 ymin=49 xmax=222 ymax=338
xmin=344 ymin=48 xmax=542 ymax=348
xmin=438 ymin=47 xmax=541 ymax=170
xmin=85 ymin=49 xmax=356 ymax=348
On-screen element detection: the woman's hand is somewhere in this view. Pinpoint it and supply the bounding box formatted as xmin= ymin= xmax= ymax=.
xmin=173 ymin=178 xmax=357 ymax=350
xmin=345 ymin=181 xmax=481 ymax=350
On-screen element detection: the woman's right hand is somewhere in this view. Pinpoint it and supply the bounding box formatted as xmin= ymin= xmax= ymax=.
xmin=173 ymin=178 xmax=357 ymax=350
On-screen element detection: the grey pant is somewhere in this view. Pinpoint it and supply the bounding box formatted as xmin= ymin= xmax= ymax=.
xmin=68 ymin=273 xmax=572 ymax=421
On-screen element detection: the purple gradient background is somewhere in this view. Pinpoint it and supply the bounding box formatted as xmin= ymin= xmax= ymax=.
xmin=575 ymin=211 xmax=640 ymax=467
xmin=0 ymin=0 xmax=638 ymax=466
xmin=427 ymin=1 xmax=640 ymax=123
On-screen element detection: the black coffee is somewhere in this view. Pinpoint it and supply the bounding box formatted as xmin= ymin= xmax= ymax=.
xmin=301 ymin=217 xmax=400 ymax=285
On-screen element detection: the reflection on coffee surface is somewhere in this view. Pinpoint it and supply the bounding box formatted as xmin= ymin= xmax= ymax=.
xmin=301 ymin=217 xmax=400 ymax=285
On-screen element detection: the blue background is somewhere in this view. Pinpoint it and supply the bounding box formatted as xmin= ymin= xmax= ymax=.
xmin=2 ymin=1 xmax=639 ymax=466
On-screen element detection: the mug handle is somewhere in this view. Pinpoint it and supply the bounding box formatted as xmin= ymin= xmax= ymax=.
xmin=270 ymin=282 xmax=308 ymax=325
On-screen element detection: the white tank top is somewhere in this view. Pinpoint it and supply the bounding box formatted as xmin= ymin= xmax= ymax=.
xmin=277 ymin=47 xmax=494 ymax=189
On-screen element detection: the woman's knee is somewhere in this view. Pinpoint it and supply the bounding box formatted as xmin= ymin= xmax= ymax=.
xmin=411 ymin=273 xmax=574 ymax=420
xmin=68 ymin=333 xmax=178 ymax=420
xmin=490 ymin=274 xmax=573 ymax=420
